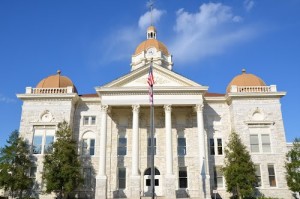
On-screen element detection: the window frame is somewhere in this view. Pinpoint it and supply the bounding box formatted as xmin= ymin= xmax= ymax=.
xmin=118 ymin=167 xmax=126 ymax=189
xmin=177 ymin=137 xmax=186 ymax=156
xmin=117 ymin=137 xmax=127 ymax=156
xmin=249 ymin=127 xmax=272 ymax=154
xmin=83 ymin=116 xmax=97 ymax=126
xmin=32 ymin=127 xmax=55 ymax=155
xmin=178 ymin=167 xmax=188 ymax=189
xmin=209 ymin=138 xmax=223 ymax=156
xmin=214 ymin=166 xmax=224 ymax=189
xmin=254 ymin=164 xmax=262 ymax=187
xmin=81 ymin=138 xmax=96 ymax=156
xmin=268 ymin=164 xmax=277 ymax=187
xmin=147 ymin=137 xmax=157 ymax=156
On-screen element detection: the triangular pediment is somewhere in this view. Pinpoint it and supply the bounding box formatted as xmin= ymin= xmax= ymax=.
xmin=101 ymin=64 xmax=202 ymax=88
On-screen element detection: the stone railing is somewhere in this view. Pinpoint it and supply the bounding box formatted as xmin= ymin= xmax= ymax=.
xmin=230 ymin=85 xmax=277 ymax=93
xmin=26 ymin=86 xmax=74 ymax=94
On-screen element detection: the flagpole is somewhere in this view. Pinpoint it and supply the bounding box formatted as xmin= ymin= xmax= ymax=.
xmin=148 ymin=58 xmax=155 ymax=199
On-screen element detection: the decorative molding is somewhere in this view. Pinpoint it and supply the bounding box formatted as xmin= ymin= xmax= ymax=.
xmin=132 ymin=105 xmax=140 ymax=113
xmin=194 ymin=104 xmax=204 ymax=112
xmin=164 ymin=104 xmax=172 ymax=112
xmin=100 ymin=105 xmax=109 ymax=112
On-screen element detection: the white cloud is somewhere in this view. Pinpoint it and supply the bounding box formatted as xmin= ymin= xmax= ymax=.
xmin=138 ymin=8 xmax=165 ymax=30
xmin=170 ymin=2 xmax=257 ymax=64
xmin=0 ymin=94 xmax=16 ymax=103
xmin=244 ymin=0 xmax=255 ymax=12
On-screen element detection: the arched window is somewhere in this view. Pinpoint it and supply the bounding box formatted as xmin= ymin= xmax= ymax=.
xmin=144 ymin=167 xmax=160 ymax=175
xmin=81 ymin=131 xmax=96 ymax=156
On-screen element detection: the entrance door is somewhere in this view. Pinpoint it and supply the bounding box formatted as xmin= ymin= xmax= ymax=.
xmin=143 ymin=168 xmax=162 ymax=196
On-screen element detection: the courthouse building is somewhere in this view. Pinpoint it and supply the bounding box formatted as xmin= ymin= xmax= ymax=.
xmin=16 ymin=25 xmax=292 ymax=198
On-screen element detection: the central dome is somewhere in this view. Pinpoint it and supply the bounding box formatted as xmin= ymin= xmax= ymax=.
xmin=133 ymin=25 xmax=169 ymax=56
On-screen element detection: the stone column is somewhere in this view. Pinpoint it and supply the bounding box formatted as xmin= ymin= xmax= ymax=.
xmin=130 ymin=105 xmax=141 ymax=199
xmin=164 ymin=105 xmax=176 ymax=198
xmin=132 ymin=105 xmax=140 ymax=176
xmin=164 ymin=104 xmax=173 ymax=175
xmin=195 ymin=104 xmax=211 ymax=199
xmin=96 ymin=105 xmax=108 ymax=199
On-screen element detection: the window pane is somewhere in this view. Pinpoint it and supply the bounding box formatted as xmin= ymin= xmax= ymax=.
xmin=118 ymin=147 xmax=126 ymax=156
xmin=255 ymin=165 xmax=261 ymax=187
xmin=214 ymin=166 xmax=223 ymax=188
xmin=118 ymin=168 xmax=126 ymax=189
xmin=178 ymin=138 xmax=186 ymax=146
xmin=268 ymin=165 xmax=276 ymax=187
xmin=262 ymin=134 xmax=271 ymax=153
xmin=217 ymin=139 xmax=223 ymax=155
xmin=179 ymin=167 xmax=188 ymax=188
xmin=44 ymin=136 xmax=54 ymax=154
xmin=179 ymin=178 xmax=187 ymax=188
xmin=119 ymin=138 xmax=127 ymax=147
xmin=83 ymin=117 xmax=89 ymax=125
xmin=178 ymin=147 xmax=186 ymax=156
xmin=217 ymin=177 xmax=223 ymax=187
xmin=91 ymin=116 xmax=96 ymax=125
xmin=118 ymin=138 xmax=127 ymax=155
xmin=90 ymin=139 xmax=95 ymax=155
xmin=147 ymin=137 xmax=156 ymax=155
xmin=146 ymin=179 xmax=151 ymax=186
xmin=30 ymin=167 xmax=37 ymax=178
xmin=250 ymin=135 xmax=259 ymax=153
xmin=210 ymin=139 xmax=215 ymax=155
xmin=82 ymin=139 xmax=88 ymax=155
xmin=33 ymin=136 xmax=42 ymax=154
xmin=155 ymin=179 xmax=159 ymax=186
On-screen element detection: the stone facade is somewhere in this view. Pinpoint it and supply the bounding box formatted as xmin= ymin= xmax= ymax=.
xmin=12 ymin=25 xmax=293 ymax=199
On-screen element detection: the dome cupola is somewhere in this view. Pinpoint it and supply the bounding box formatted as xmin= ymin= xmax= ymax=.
xmin=131 ymin=25 xmax=173 ymax=71
xmin=226 ymin=69 xmax=266 ymax=93
xmin=36 ymin=70 xmax=77 ymax=93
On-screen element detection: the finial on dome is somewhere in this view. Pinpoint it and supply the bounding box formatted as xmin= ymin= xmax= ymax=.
xmin=57 ymin=70 xmax=61 ymax=75
xmin=242 ymin=69 xmax=246 ymax=74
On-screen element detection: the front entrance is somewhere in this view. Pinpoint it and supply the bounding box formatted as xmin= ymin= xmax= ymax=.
xmin=143 ymin=168 xmax=162 ymax=196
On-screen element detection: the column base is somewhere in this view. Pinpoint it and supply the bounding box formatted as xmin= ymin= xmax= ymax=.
xmin=96 ymin=176 xmax=107 ymax=199
xmin=164 ymin=175 xmax=176 ymax=199
xmin=130 ymin=175 xmax=141 ymax=199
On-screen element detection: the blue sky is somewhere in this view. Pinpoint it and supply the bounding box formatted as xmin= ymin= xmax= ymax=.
xmin=0 ymin=0 xmax=299 ymax=147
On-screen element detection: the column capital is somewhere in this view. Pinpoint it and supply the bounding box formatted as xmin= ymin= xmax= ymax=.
xmin=132 ymin=104 xmax=140 ymax=113
xmin=194 ymin=104 xmax=204 ymax=112
xmin=101 ymin=105 xmax=109 ymax=112
xmin=164 ymin=104 xmax=172 ymax=112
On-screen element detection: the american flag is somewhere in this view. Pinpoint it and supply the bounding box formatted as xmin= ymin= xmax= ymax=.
xmin=147 ymin=64 xmax=154 ymax=104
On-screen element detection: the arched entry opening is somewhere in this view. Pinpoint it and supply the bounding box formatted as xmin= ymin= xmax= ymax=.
xmin=143 ymin=167 xmax=162 ymax=196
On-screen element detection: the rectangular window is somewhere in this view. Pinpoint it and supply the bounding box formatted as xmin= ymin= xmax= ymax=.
xmin=177 ymin=137 xmax=186 ymax=156
xmin=83 ymin=116 xmax=96 ymax=125
xmin=268 ymin=165 xmax=276 ymax=187
xmin=250 ymin=135 xmax=260 ymax=153
xmin=89 ymin=139 xmax=95 ymax=155
xmin=83 ymin=168 xmax=92 ymax=187
xmin=217 ymin=138 xmax=223 ymax=155
xmin=30 ymin=167 xmax=37 ymax=178
xmin=214 ymin=166 xmax=223 ymax=188
xmin=179 ymin=167 xmax=188 ymax=188
xmin=44 ymin=136 xmax=54 ymax=154
xmin=83 ymin=116 xmax=89 ymax=125
xmin=118 ymin=137 xmax=127 ymax=156
xmin=147 ymin=137 xmax=156 ymax=155
xmin=210 ymin=139 xmax=215 ymax=155
xmin=82 ymin=139 xmax=95 ymax=156
xmin=91 ymin=116 xmax=96 ymax=125
xmin=255 ymin=165 xmax=262 ymax=187
xmin=82 ymin=139 xmax=88 ymax=155
xmin=261 ymin=134 xmax=271 ymax=153
xmin=118 ymin=168 xmax=126 ymax=189
xmin=33 ymin=135 xmax=42 ymax=154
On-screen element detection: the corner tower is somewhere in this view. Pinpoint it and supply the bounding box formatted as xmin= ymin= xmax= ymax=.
xmin=131 ymin=26 xmax=173 ymax=71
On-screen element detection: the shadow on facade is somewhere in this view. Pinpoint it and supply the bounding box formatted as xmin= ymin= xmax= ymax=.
xmin=113 ymin=156 xmax=127 ymax=198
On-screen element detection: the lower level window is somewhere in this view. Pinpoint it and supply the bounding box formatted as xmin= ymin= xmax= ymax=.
xmin=268 ymin=165 xmax=276 ymax=187
xmin=254 ymin=165 xmax=262 ymax=187
xmin=179 ymin=167 xmax=188 ymax=188
xmin=214 ymin=166 xmax=223 ymax=188
xmin=83 ymin=168 xmax=92 ymax=187
xmin=118 ymin=168 xmax=126 ymax=189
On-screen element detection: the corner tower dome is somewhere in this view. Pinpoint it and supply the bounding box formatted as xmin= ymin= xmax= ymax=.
xmin=226 ymin=69 xmax=266 ymax=93
xmin=131 ymin=25 xmax=173 ymax=71
xmin=36 ymin=70 xmax=77 ymax=93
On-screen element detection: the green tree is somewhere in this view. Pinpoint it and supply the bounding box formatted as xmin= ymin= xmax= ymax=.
xmin=0 ymin=130 xmax=33 ymax=198
xmin=285 ymin=137 xmax=300 ymax=196
xmin=43 ymin=121 xmax=83 ymax=199
xmin=222 ymin=131 xmax=257 ymax=199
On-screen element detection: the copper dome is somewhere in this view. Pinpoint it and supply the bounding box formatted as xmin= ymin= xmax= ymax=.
xmin=36 ymin=70 xmax=77 ymax=93
xmin=226 ymin=69 xmax=266 ymax=93
xmin=134 ymin=39 xmax=169 ymax=56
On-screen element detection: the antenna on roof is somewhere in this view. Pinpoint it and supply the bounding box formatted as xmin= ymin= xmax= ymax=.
xmin=147 ymin=0 xmax=155 ymax=26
